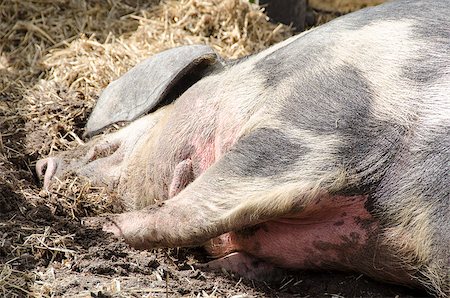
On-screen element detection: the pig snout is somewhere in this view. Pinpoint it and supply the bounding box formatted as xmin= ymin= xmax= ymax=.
xmin=36 ymin=157 xmax=59 ymax=190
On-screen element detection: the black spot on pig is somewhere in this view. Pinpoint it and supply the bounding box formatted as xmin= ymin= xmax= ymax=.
xmin=255 ymin=32 xmax=326 ymax=88
xmin=334 ymin=220 xmax=345 ymax=226
xmin=402 ymin=22 xmax=450 ymax=84
xmin=223 ymin=128 xmax=309 ymax=177
xmin=236 ymin=225 xmax=263 ymax=239
xmin=277 ymin=65 xmax=374 ymax=134
xmin=277 ymin=64 xmax=407 ymax=192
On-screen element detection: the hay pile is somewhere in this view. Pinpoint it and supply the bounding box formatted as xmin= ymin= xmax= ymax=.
xmin=0 ymin=0 xmax=293 ymax=296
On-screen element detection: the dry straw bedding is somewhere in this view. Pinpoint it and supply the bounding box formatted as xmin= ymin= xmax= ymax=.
xmin=0 ymin=0 xmax=293 ymax=296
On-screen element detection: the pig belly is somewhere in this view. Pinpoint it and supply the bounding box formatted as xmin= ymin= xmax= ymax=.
xmin=207 ymin=195 xmax=379 ymax=270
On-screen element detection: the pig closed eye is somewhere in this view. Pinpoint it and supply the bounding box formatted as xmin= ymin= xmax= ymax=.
xmin=88 ymin=142 xmax=121 ymax=162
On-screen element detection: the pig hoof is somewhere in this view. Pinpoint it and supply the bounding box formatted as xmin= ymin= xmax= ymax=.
xmin=102 ymin=217 xmax=124 ymax=238
xmin=36 ymin=157 xmax=59 ymax=190
xmin=81 ymin=216 xmax=110 ymax=229
xmin=82 ymin=216 xmax=124 ymax=238
xmin=202 ymin=252 xmax=285 ymax=281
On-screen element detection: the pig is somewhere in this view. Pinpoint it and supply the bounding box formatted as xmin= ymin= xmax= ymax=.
xmin=36 ymin=0 xmax=449 ymax=296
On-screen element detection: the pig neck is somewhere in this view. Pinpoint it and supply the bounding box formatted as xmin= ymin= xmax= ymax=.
xmin=118 ymin=105 xmax=176 ymax=208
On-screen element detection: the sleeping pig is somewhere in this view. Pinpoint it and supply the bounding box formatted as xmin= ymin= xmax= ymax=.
xmin=36 ymin=0 xmax=449 ymax=295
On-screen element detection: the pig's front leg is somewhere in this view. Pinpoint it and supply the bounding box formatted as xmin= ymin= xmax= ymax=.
xmin=104 ymin=128 xmax=345 ymax=249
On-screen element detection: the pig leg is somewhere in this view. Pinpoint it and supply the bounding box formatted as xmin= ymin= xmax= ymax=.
xmin=104 ymin=127 xmax=346 ymax=249
xmin=202 ymin=232 xmax=285 ymax=280
xmin=202 ymin=252 xmax=284 ymax=281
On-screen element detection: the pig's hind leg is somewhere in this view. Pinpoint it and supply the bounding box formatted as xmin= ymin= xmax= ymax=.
xmin=202 ymin=251 xmax=285 ymax=281
xmin=104 ymin=127 xmax=348 ymax=249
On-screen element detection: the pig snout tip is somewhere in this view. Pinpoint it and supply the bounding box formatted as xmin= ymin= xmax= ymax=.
xmin=36 ymin=157 xmax=59 ymax=190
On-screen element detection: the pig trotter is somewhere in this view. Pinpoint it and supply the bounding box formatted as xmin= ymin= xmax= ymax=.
xmin=101 ymin=210 xmax=164 ymax=249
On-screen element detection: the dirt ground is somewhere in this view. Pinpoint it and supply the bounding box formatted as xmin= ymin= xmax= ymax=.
xmin=0 ymin=0 xmax=432 ymax=297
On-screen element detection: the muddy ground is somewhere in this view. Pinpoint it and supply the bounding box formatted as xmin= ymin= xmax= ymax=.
xmin=0 ymin=0 xmax=432 ymax=297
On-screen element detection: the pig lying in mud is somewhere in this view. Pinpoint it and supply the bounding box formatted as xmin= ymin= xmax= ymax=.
xmin=36 ymin=0 xmax=449 ymax=295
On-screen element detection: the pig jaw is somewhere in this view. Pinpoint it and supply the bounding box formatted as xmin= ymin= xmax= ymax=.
xmin=205 ymin=194 xmax=415 ymax=286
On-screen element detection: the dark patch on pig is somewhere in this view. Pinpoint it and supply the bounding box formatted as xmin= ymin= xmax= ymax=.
xmin=313 ymin=232 xmax=360 ymax=253
xmin=333 ymin=220 xmax=344 ymax=226
xmin=401 ymin=20 xmax=449 ymax=84
xmin=224 ymin=128 xmax=309 ymax=177
xmin=332 ymin=183 xmax=375 ymax=197
xmin=278 ymin=64 xmax=374 ymax=134
xmin=290 ymin=201 xmax=306 ymax=214
xmin=363 ymin=195 xmax=377 ymax=214
xmin=235 ymin=225 xmax=262 ymax=239
xmin=274 ymin=64 xmax=405 ymax=193
xmin=402 ymin=55 xmax=446 ymax=84
xmin=235 ymin=226 xmax=264 ymax=253
xmin=354 ymin=216 xmax=377 ymax=231
xmin=254 ymin=32 xmax=326 ymax=88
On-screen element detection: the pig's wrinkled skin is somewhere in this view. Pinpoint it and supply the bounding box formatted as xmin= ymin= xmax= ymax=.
xmin=37 ymin=0 xmax=449 ymax=296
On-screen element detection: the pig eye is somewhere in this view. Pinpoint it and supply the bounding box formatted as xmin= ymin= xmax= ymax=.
xmin=88 ymin=142 xmax=120 ymax=162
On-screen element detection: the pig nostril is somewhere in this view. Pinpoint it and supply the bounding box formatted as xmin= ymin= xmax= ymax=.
xmin=36 ymin=159 xmax=48 ymax=179
xmin=36 ymin=158 xmax=58 ymax=190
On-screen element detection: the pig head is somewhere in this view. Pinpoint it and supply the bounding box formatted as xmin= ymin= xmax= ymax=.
xmin=37 ymin=0 xmax=449 ymax=296
xmin=37 ymin=44 xmax=224 ymax=208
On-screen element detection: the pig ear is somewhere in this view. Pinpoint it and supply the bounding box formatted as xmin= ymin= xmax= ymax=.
xmin=85 ymin=45 xmax=222 ymax=137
